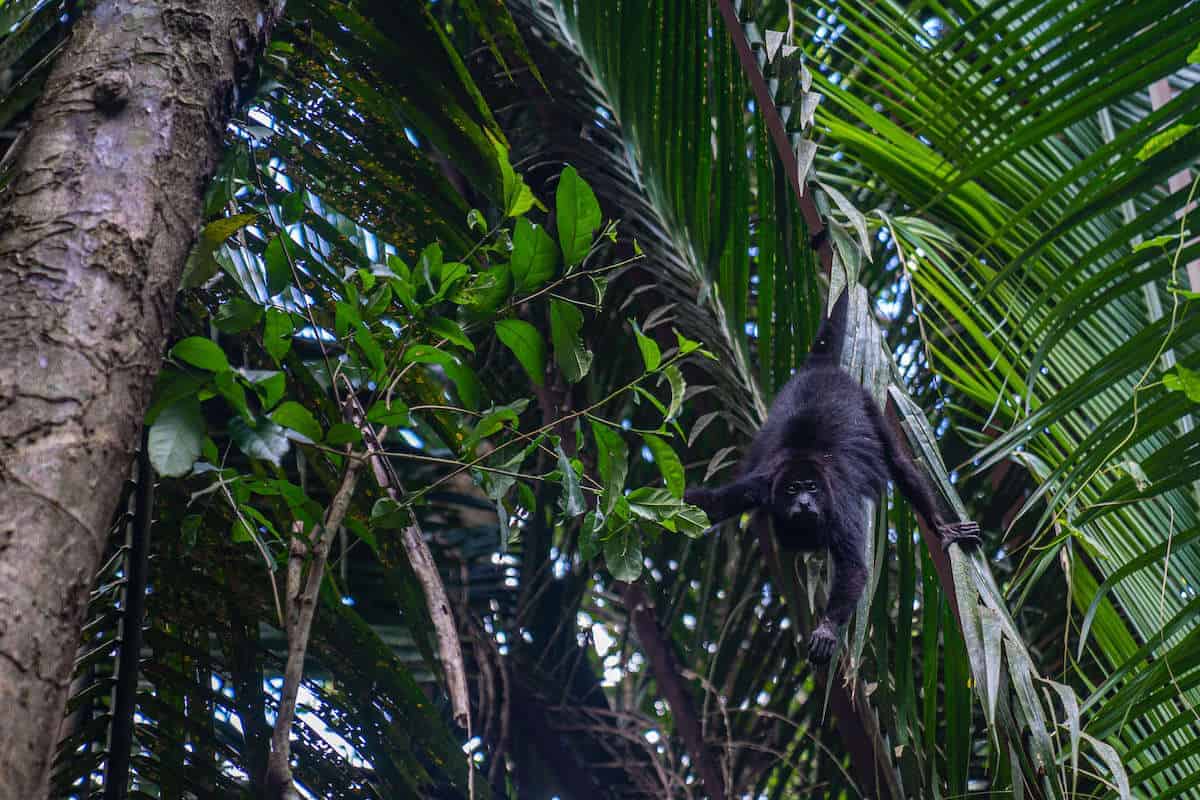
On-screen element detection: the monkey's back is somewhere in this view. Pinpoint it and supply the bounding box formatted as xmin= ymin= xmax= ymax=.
xmin=745 ymin=365 xmax=889 ymax=499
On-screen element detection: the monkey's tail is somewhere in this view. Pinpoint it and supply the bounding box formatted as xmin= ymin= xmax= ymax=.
xmin=807 ymin=289 xmax=850 ymax=365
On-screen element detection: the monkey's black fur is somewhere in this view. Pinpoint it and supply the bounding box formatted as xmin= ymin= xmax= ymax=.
xmin=684 ymin=291 xmax=981 ymax=664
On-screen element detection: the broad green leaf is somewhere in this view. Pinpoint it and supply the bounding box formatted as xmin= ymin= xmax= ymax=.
xmin=555 ymin=165 xmax=601 ymax=267
xmin=556 ymin=440 xmax=586 ymax=517
xmin=366 ymin=399 xmax=410 ymax=427
xmin=590 ymin=420 xmax=628 ymax=515
xmin=214 ymin=297 xmax=263 ymax=333
xmin=510 ymin=218 xmax=558 ymax=291
xmin=404 ymin=345 xmax=483 ymax=410
xmin=325 ymin=423 xmax=362 ymax=446
xmin=1135 ymin=123 xmax=1194 ymax=162
xmin=147 ymin=397 xmax=205 ymax=477
xmin=354 ymin=324 xmax=386 ymax=379
xmin=229 ymin=417 xmax=291 ymax=466
xmin=270 ymin=401 xmax=323 ymax=442
xmin=250 ymin=371 xmax=286 ymax=411
xmin=172 ymin=337 xmax=230 ymax=373
xmin=670 ymin=504 xmax=709 ymax=538
xmin=263 ymin=308 xmax=294 ymax=364
xmin=642 ymin=433 xmax=685 ymax=497
xmin=371 ymin=497 xmax=413 ymax=530
xmin=495 ymin=319 xmax=546 ymax=386
xmin=1163 ymin=364 xmax=1200 ymax=403
xmin=549 ymin=299 xmax=593 ymax=383
xmin=438 ymin=261 xmax=470 ymax=297
xmin=579 ymin=511 xmax=603 ymax=562
xmin=428 ymin=316 xmax=475 ymax=352
xmin=464 ymin=399 xmax=529 ymax=450
xmin=630 ymin=320 xmax=660 ymax=371
xmin=263 ymin=234 xmax=296 ymax=296
xmin=603 ymin=526 xmax=642 ymax=582
xmin=490 ymin=132 xmax=536 ymax=217
xmin=418 ymin=242 xmax=443 ymax=294
xmin=453 ymin=264 xmax=512 ymax=313
xmin=214 ymin=371 xmax=251 ymax=421
xmin=625 ymin=486 xmax=678 ymax=520
xmin=182 ymin=212 xmax=257 ymax=289
xmin=145 ymin=368 xmax=208 ymax=425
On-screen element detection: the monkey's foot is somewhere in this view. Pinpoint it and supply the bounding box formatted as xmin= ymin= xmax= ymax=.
xmin=938 ymin=520 xmax=982 ymax=553
xmin=808 ymin=621 xmax=839 ymax=664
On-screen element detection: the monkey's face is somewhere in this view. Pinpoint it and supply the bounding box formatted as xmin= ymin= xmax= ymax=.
xmin=771 ymin=464 xmax=827 ymax=526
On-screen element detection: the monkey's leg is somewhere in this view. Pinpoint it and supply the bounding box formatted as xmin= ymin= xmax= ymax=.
xmin=866 ymin=401 xmax=982 ymax=552
xmin=808 ymin=542 xmax=868 ymax=665
xmin=684 ymin=476 xmax=764 ymax=524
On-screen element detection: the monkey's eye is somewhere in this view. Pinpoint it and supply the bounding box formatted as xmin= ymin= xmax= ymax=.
xmin=799 ymin=480 xmax=818 ymax=493
xmin=786 ymin=481 xmax=802 ymax=495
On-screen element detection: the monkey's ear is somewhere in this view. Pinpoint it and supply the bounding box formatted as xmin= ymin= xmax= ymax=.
xmin=809 ymin=289 xmax=850 ymax=363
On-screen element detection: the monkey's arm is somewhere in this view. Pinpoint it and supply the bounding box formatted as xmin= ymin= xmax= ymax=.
xmin=867 ymin=400 xmax=981 ymax=551
xmin=808 ymin=540 xmax=868 ymax=664
xmin=684 ymin=476 xmax=764 ymax=524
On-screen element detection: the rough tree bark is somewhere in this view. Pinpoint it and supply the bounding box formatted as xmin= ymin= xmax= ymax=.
xmin=0 ymin=2 xmax=283 ymax=797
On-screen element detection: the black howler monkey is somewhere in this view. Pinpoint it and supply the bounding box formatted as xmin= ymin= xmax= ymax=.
xmin=684 ymin=290 xmax=981 ymax=664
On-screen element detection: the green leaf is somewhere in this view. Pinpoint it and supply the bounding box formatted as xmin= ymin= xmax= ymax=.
xmin=147 ymin=397 xmax=205 ymax=477
xmin=549 ymin=299 xmax=593 ymax=383
xmin=250 ymin=371 xmax=286 ymax=411
xmin=214 ymin=297 xmax=263 ymax=333
xmin=145 ymin=368 xmax=208 ymax=425
xmin=371 ymin=497 xmax=413 ymax=530
xmin=453 ymin=264 xmax=513 ymax=313
xmin=404 ymin=345 xmax=482 ymax=410
xmin=630 ymin=320 xmax=661 ymax=371
xmin=263 ymin=234 xmax=296 ymax=296
xmin=495 ymin=319 xmax=547 ymax=387
xmin=418 ymin=242 xmax=443 ymax=294
xmin=428 ymin=316 xmax=475 ymax=352
xmin=214 ymin=371 xmax=251 ymax=421
xmin=662 ymin=364 xmax=685 ymax=423
xmin=671 ymin=504 xmax=709 ymax=538
xmin=1190 ymin=42 xmax=1200 ymax=63
xmin=1135 ymin=123 xmax=1194 ymax=162
xmin=1163 ymin=365 xmax=1200 ymax=403
xmin=1132 ymin=233 xmax=1182 ymax=253
xmin=172 ymin=337 xmax=230 ymax=373
xmin=229 ymin=417 xmax=291 ymax=466
xmin=580 ymin=511 xmax=603 ymax=562
xmin=603 ymin=526 xmax=642 ymax=582
xmin=325 ymin=423 xmax=362 ymax=446
xmin=181 ymin=212 xmax=258 ymax=289
xmin=263 ymin=308 xmax=294 ymax=364
xmin=270 ymin=401 xmax=323 ymax=442
xmin=366 ymin=399 xmax=410 ymax=427
xmin=464 ymin=399 xmax=529 ymax=450
xmin=590 ymin=420 xmax=629 ymax=515
xmin=354 ymin=324 xmax=386 ymax=379
xmin=626 ymin=486 xmax=679 ymax=521
xmin=556 ymin=440 xmax=586 ymax=517
xmin=642 ymin=433 xmax=685 ymax=497
xmin=556 ymin=165 xmax=601 ymax=267
xmin=491 ymin=132 xmax=537 ymax=217
xmin=510 ymin=218 xmax=558 ymax=292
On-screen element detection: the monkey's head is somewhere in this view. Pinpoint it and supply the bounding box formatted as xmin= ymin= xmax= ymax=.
xmin=770 ymin=462 xmax=828 ymax=526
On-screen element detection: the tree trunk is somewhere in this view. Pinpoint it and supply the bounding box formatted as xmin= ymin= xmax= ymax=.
xmin=0 ymin=2 xmax=283 ymax=797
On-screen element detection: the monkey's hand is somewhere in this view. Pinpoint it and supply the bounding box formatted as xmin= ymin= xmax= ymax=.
xmin=937 ymin=520 xmax=982 ymax=553
xmin=808 ymin=619 xmax=839 ymax=664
